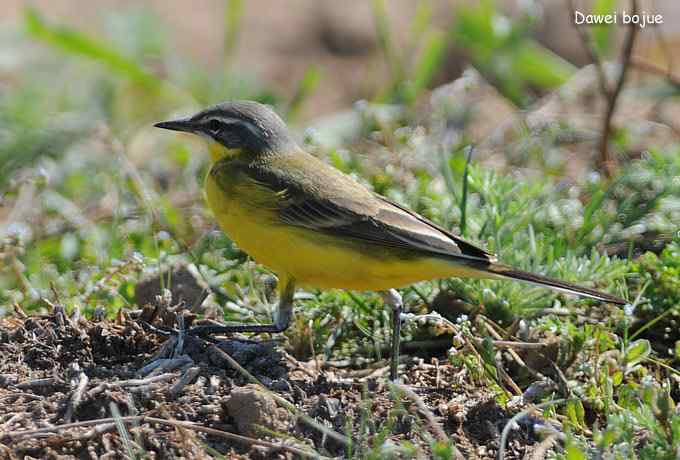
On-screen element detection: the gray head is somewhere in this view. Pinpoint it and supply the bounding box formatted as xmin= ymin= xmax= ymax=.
xmin=155 ymin=101 xmax=295 ymax=155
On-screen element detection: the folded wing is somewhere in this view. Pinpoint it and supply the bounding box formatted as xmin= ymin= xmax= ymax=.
xmin=238 ymin=161 xmax=495 ymax=266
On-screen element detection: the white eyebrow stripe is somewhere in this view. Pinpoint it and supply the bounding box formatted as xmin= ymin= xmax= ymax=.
xmin=207 ymin=116 xmax=260 ymax=137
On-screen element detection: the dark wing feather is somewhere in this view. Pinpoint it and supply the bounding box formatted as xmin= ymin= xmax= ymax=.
xmin=374 ymin=196 xmax=495 ymax=261
xmin=223 ymin=159 xmax=625 ymax=304
xmin=241 ymin=162 xmax=494 ymax=265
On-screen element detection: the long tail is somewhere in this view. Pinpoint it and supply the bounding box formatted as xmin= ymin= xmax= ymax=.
xmin=485 ymin=263 xmax=627 ymax=305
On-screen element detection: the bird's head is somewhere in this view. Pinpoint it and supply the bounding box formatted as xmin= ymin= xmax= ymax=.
xmin=154 ymin=101 xmax=295 ymax=162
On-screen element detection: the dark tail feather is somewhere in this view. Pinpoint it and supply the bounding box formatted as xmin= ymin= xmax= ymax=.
xmin=486 ymin=263 xmax=627 ymax=305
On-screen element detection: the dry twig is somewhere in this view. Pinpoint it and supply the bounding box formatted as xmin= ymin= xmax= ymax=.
xmin=15 ymin=378 xmax=61 ymax=390
xmin=598 ymin=0 xmax=639 ymax=175
xmin=169 ymin=366 xmax=200 ymax=397
xmin=86 ymin=373 xmax=178 ymax=399
xmin=566 ymin=0 xmax=640 ymax=176
xmin=392 ymin=383 xmax=449 ymax=443
xmin=566 ymin=0 xmax=610 ymax=96
xmin=64 ymin=369 xmax=89 ymax=423
xmin=3 ymin=415 xmax=323 ymax=459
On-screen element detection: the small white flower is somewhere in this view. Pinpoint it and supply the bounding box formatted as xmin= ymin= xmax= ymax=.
xmin=624 ymin=303 xmax=635 ymax=316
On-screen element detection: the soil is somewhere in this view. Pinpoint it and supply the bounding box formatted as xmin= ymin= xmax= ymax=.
xmin=0 ymin=305 xmax=545 ymax=459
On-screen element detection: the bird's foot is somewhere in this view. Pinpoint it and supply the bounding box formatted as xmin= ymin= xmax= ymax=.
xmin=381 ymin=288 xmax=404 ymax=382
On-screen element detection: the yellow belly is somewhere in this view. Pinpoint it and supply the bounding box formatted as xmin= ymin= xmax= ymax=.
xmin=205 ymin=173 xmax=481 ymax=291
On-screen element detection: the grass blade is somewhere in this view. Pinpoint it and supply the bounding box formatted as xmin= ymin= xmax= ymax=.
xmin=24 ymin=8 xmax=160 ymax=88
xmin=592 ymin=0 xmax=618 ymax=57
xmin=110 ymin=402 xmax=137 ymax=459
xmin=286 ymin=65 xmax=321 ymax=122
xmin=223 ymin=0 xmax=243 ymax=64
xmin=459 ymin=145 xmax=474 ymax=236
xmin=403 ymin=29 xmax=448 ymax=104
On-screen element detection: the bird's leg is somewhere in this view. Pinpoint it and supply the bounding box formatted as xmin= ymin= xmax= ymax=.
xmin=382 ymin=289 xmax=403 ymax=382
xmin=187 ymin=278 xmax=296 ymax=337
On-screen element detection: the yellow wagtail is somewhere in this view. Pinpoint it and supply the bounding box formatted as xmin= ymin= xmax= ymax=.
xmin=155 ymin=101 xmax=626 ymax=380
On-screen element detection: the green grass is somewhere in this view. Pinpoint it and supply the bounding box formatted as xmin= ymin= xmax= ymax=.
xmin=1 ymin=4 xmax=680 ymax=459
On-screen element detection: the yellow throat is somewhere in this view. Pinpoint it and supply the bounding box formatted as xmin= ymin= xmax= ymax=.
xmin=208 ymin=141 xmax=242 ymax=163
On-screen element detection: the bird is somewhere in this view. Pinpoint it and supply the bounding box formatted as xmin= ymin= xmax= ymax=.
xmin=155 ymin=100 xmax=627 ymax=381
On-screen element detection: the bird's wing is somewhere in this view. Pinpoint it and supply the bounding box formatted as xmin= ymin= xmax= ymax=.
xmin=236 ymin=160 xmax=495 ymax=265
xmin=213 ymin=160 xmax=626 ymax=305
xmin=373 ymin=195 xmax=496 ymax=261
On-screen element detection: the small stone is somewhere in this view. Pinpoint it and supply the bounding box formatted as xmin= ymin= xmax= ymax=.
xmin=270 ymin=378 xmax=292 ymax=392
xmin=224 ymin=384 xmax=288 ymax=436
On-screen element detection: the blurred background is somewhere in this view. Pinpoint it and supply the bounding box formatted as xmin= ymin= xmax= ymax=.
xmin=2 ymin=0 xmax=680 ymax=119
xmin=2 ymin=2 xmax=680 ymax=457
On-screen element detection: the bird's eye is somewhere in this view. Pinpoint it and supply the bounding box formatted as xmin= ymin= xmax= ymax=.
xmin=206 ymin=119 xmax=222 ymax=133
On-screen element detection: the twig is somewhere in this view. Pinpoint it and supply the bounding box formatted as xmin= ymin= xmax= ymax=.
xmin=12 ymin=302 xmax=27 ymax=320
xmin=0 ymin=393 xmax=43 ymax=403
xmin=496 ymin=359 xmax=523 ymax=397
xmin=70 ymin=422 xmax=116 ymax=442
xmin=0 ymin=413 xmax=28 ymax=431
xmin=64 ymin=370 xmax=89 ymax=423
xmin=3 ymin=415 xmax=324 ymax=459
xmin=173 ymin=314 xmax=185 ymax=358
xmin=566 ymin=0 xmax=640 ymax=176
xmin=15 ymin=378 xmax=61 ymax=390
xmin=566 ymin=0 xmax=610 ymax=96
xmin=137 ymin=355 xmax=192 ymax=377
xmin=4 ymin=418 xmax=110 ymax=439
xmin=283 ymin=351 xmax=317 ymax=379
xmin=486 ymin=340 xmax=547 ymax=350
xmin=471 ymin=316 xmax=534 ymax=396
xmin=10 ymin=253 xmax=31 ymax=298
xmin=462 ymin=331 xmax=522 ymax=397
xmin=86 ymin=373 xmax=178 ymax=399
xmin=598 ymin=0 xmax=638 ymax=176
xmin=49 ymin=282 xmax=64 ymax=310
xmin=342 ymin=355 xmax=412 ymax=379
xmin=392 ymin=383 xmax=448 ymax=443
xmin=147 ymin=417 xmax=323 ymax=459
xmin=319 ymin=338 xmax=452 ymax=369
xmin=308 ymin=321 xmax=322 ymax=376
xmin=168 ymin=367 xmax=200 ymax=397
xmin=477 ymin=317 xmax=547 ymax=383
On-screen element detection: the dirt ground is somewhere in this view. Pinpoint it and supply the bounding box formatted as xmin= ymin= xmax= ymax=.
xmin=0 ymin=303 xmax=545 ymax=459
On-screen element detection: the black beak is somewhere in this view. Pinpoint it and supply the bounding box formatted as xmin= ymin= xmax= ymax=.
xmin=154 ymin=118 xmax=195 ymax=133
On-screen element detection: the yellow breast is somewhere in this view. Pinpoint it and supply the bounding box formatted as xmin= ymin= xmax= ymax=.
xmin=204 ymin=170 xmax=480 ymax=291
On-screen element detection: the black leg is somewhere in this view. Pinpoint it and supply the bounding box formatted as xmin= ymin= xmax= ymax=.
xmin=382 ymin=289 xmax=403 ymax=382
xmin=186 ymin=278 xmax=296 ymax=337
